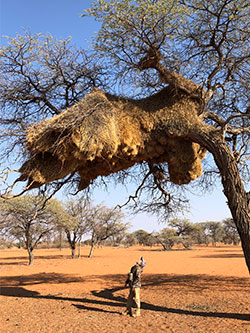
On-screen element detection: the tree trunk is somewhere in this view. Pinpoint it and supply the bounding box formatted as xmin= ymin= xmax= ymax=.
xmin=71 ymin=246 xmax=76 ymax=259
xmin=59 ymin=230 xmax=62 ymax=251
xmin=77 ymin=241 xmax=81 ymax=258
xmin=160 ymin=243 xmax=168 ymax=251
xmin=27 ymin=247 xmax=34 ymax=265
xmin=189 ymin=127 xmax=250 ymax=273
xmin=88 ymin=244 xmax=95 ymax=258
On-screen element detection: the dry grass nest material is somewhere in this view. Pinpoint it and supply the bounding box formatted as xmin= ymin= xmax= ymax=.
xmin=19 ymin=87 xmax=206 ymax=190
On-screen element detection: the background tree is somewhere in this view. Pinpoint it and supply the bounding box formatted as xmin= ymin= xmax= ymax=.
xmin=201 ymin=221 xmax=224 ymax=246
xmin=106 ymin=227 xmax=128 ymax=246
xmin=196 ymin=223 xmax=211 ymax=246
xmin=86 ymin=205 xmax=129 ymax=258
xmin=63 ymin=198 xmax=91 ymax=258
xmin=168 ymin=219 xmax=195 ymax=237
xmin=222 ymin=218 xmax=240 ymax=245
xmin=0 ymin=195 xmax=58 ymax=264
xmin=132 ymin=229 xmax=156 ymax=246
xmin=51 ymin=196 xmax=91 ymax=258
xmin=122 ymin=232 xmax=138 ymax=247
xmin=168 ymin=219 xmax=201 ymax=248
xmin=154 ymin=228 xmax=179 ymax=251
xmin=0 ymin=237 xmax=14 ymax=249
xmin=1 ymin=1 xmax=250 ymax=272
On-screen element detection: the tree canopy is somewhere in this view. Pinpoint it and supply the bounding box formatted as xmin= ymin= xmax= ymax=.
xmin=0 ymin=194 xmax=61 ymax=264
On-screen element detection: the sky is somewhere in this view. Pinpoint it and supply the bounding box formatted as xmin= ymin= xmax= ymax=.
xmin=0 ymin=0 xmax=233 ymax=232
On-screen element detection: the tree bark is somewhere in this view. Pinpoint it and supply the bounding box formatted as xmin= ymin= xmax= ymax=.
xmin=77 ymin=241 xmax=81 ymax=258
xmin=59 ymin=230 xmax=62 ymax=251
xmin=27 ymin=247 xmax=34 ymax=265
xmin=88 ymin=244 xmax=95 ymax=258
xmin=71 ymin=246 xmax=76 ymax=259
xmin=189 ymin=127 xmax=250 ymax=273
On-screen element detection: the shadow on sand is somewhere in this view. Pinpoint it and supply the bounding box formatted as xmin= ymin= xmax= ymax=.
xmin=1 ymin=272 xmax=250 ymax=321
xmin=0 ymin=254 xmax=82 ymax=265
xmin=0 ymin=272 xmax=85 ymax=286
xmin=195 ymin=253 xmax=244 ymax=259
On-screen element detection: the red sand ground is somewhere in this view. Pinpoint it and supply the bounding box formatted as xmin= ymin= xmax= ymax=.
xmin=0 ymin=245 xmax=250 ymax=333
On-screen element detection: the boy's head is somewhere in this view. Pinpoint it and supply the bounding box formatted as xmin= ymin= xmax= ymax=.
xmin=137 ymin=257 xmax=146 ymax=268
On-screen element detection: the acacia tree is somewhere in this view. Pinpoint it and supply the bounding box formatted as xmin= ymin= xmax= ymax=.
xmin=0 ymin=1 xmax=250 ymax=272
xmin=201 ymin=221 xmax=224 ymax=246
xmin=168 ymin=219 xmax=203 ymax=248
xmin=168 ymin=219 xmax=196 ymax=236
xmin=132 ymin=229 xmax=155 ymax=246
xmin=122 ymin=232 xmax=138 ymax=247
xmin=82 ymin=0 xmax=250 ymax=271
xmin=0 ymin=32 xmax=105 ymax=195
xmin=86 ymin=206 xmax=129 ymax=258
xmin=62 ymin=198 xmax=90 ymax=258
xmin=0 ymin=195 xmax=59 ymax=264
xmin=194 ymin=223 xmax=210 ymax=246
xmin=222 ymin=218 xmax=240 ymax=245
xmin=154 ymin=228 xmax=179 ymax=250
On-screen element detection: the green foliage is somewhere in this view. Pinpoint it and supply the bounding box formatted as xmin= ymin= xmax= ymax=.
xmin=132 ymin=229 xmax=155 ymax=246
xmin=83 ymin=0 xmax=186 ymax=58
xmin=168 ymin=219 xmax=196 ymax=236
xmin=0 ymin=195 xmax=55 ymax=246
xmin=87 ymin=205 xmax=128 ymax=244
xmin=0 ymin=31 xmax=104 ymax=167
xmin=222 ymin=218 xmax=240 ymax=245
xmin=83 ymin=0 xmax=250 ymax=101
xmin=51 ymin=196 xmax=91 ymax=257
xmin=122 ymin=232 xmax=138 ymax=247
xmin=154 ymin=228 xmax=179 ymax=250
xmin=0 ymin=194 xmax=61 ymax=264
xmin=199 ymin=221 xmax=224 ymax=246
xmin=82 ymin=0 xmax=187 ymax=90
xmin=86 ymin=205 xmax=129 ymax=257
xmin=0 ymin=32 xmax=97 ymax=118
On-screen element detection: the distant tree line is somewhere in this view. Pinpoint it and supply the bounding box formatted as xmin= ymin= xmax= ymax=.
xmin=124 ymin=219 xmax=240 ymax=251
xmin=0 ymin=194 xmax=239 ymax=264
xmin=0 ymin=194 xmax=129 ymax=264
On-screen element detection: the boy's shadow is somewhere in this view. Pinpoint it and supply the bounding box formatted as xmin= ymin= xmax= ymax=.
xmin=92 ymin=286 xmax=126 ymax=303
xmin=91 ymin=285 xmax=250 ymax=321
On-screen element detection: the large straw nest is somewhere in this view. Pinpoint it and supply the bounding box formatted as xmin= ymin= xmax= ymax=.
xmin=19 ymin=86 xmax=206 ymax=190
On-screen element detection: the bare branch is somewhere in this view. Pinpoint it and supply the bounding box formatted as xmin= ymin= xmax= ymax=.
xmin=116 ymin=170 xmax=151 ymax=209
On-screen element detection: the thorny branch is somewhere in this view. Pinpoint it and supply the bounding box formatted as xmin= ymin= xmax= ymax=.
xmin=116 ymin=170 xmax=151 ymax=209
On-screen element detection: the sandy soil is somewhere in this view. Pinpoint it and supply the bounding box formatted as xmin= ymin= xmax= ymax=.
xmin=0 ymin=245 xmax=250 ymax=333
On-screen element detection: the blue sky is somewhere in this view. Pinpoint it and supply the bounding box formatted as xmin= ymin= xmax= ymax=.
xmin=0 ymin=0 xmax=96 ymax=47
xmin=0 ymin=0 xmax=232 ymax=232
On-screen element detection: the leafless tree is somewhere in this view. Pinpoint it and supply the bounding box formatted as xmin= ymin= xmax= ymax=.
xmin=61 ymin=197 xmax=91 ymax=258
xmin=85 ymin=205 xmax=129 ymax=258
